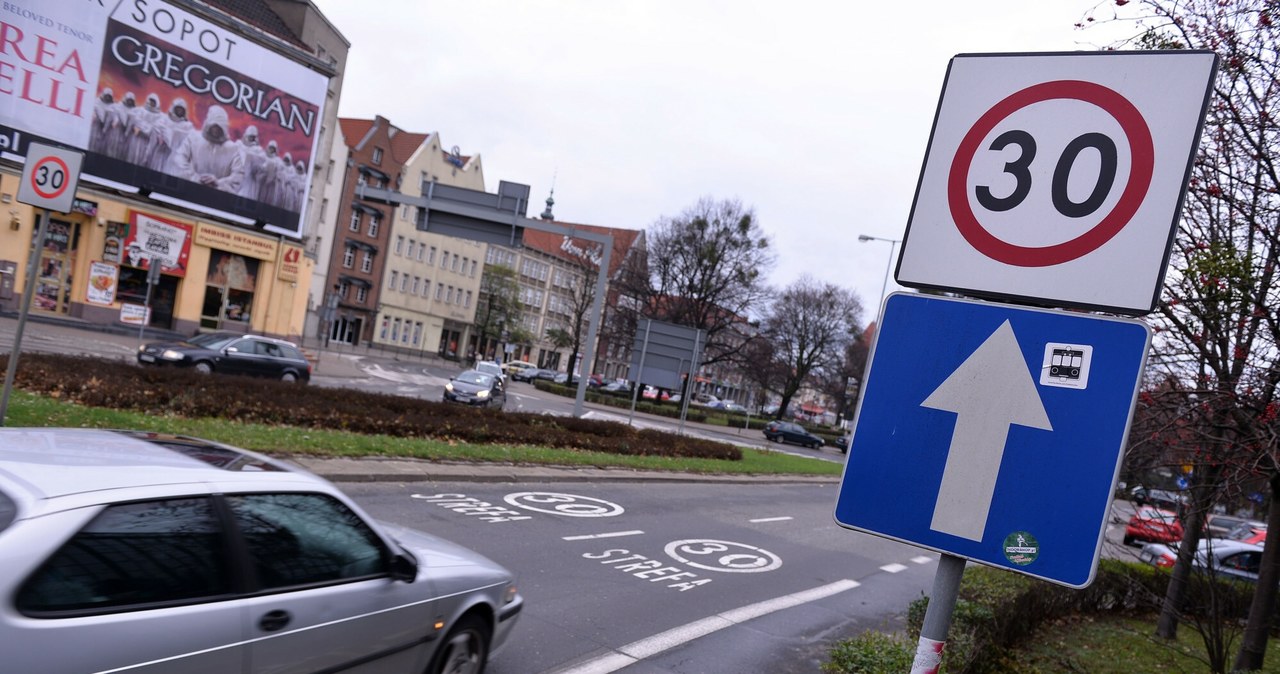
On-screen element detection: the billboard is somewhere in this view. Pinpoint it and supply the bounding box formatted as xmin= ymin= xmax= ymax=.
xmin=0 ymin=0 xmax=329 ymax=239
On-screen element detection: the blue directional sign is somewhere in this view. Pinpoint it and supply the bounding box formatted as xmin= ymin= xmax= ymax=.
xmin=834 ymin=293 xmax=1150 ymax=587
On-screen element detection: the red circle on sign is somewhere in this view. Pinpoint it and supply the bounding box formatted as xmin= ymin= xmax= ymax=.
xmin=947 ymin=80 xmax=1154 ymax=267
xmin=30 ymin=155 xmax=70 ymax=200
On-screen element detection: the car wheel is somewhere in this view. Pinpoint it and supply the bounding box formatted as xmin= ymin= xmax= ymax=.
xmin=281 ymin=372 xmax=297 ymax=383
xmin=194 ymin=361 xmax=213 ymax=374
xmin=428 ymin=615 xmax=489 ymax=674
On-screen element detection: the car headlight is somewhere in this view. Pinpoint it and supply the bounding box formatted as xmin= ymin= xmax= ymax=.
xmin=477 ymin=389 xmax=490 ymax=399
xmin=445 ymin=382 xmax=454 ymax=392
xmin=160 ymin=349 xmax=186 ymax=361
xmin=504 ymin=583 xmax=518 ymax=604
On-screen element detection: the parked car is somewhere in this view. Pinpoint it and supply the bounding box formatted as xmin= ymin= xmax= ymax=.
xmin=1123 ymin=506 xmax=1184 ymax=546
xmin=829 ymin=433 xmax=851 ymax=454
xmin=505 ymin=361 xmax=539 ymax=382
xmin=709 ymin=400 xmax=745 ymax=413
xmin=137 ymin=332 xmax=311 ymax=383
xmin=1129 ymin=485 xmax=1188 ymax=512
xmin=473 ymin=360 xmax=506 ymax=385
xmin=1140 ymin=538 xmax=1264 ymax=583
xmin=531 ymin=368 xmax=561 ymax=382
xmin=762 ymin=420 xmax=824 ymax=449
xmin=1206 ymin=513 xmax=1266 ymax=540
xmin=443 ymin=370 xmax=506 ymax=408
xmin=600 ymin=381 xmax=631 ymax=394
xmin=1223 ymin=521 xmax=1267 ymax=545
xmin=0 ymin=428 xmax=522 ymax=674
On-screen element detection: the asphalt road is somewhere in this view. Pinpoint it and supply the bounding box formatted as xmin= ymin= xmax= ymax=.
xmin=342 ymin=480 xmax=937 ymax=674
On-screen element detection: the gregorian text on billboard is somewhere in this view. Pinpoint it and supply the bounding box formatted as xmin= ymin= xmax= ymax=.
xmin=0 ymin=0 xmax=329 ymax=239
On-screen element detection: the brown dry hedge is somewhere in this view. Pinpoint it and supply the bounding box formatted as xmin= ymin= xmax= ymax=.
xmin=3 ymin=354 xmax=742 ymax=461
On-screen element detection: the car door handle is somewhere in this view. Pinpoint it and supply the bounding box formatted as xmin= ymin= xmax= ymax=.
xmin=258 ymin=609 xmax=292 ymax=632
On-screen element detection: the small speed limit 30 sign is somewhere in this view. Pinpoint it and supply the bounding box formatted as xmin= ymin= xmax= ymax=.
xmin=897 ymin=51 xmax=1217 ymax=315
xmin=17 ymin=142 xmax=84 ymax=214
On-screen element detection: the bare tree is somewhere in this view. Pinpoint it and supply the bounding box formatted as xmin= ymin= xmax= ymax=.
xmin=619 ymin=197 xmax=775 ymax=369
xmin=1085 ymin=2 xmax=1280 ymax=669
xmin=759 ymin=276 xmax=863 ymax=419
xmin=475 ymin=264 xmax=524 ymax=359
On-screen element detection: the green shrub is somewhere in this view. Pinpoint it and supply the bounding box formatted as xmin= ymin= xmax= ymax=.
xmin=822 ymin=631 xmax=914 ymax=673
xmin=5 ymin=354 xmax=742 ymax=461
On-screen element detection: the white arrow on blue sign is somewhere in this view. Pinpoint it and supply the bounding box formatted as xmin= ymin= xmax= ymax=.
xmin=834 ymin=293 xmax=1150 ymax=588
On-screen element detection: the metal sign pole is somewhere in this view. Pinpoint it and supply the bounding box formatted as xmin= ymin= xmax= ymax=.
xmin=0 ymin=208 xmax=50 ymax=425
xmin=910 ymin=553 xmax=965 ymax=674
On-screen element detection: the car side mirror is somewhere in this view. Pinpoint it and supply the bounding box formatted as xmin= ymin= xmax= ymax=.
xmin=225 ymin=346 xmax=239 ymax=354
xmin=390 ymin=553 xmax=418 ymax=583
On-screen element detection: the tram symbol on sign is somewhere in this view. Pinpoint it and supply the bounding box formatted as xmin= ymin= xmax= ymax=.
xmin=1040 ymin=343 xmax=1093 ymax=390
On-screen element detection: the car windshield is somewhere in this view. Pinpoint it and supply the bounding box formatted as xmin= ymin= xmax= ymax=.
xmin=456 ymin=372 xmax=493 ymax=386
xmin=475 ymin=363 xmax=501 ymax=375
xmin=186 ymin=333 xmax=240 ymax=350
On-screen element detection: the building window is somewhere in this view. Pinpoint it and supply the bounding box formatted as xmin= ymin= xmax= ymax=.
xmin=440 ymin=250 xmax=449 ymax=268
xmin=465 ymin=290 xmax=473 ymax=308
xmin=400 ymin=274 xmax=409 ymax=292
xmin=337 ymin=280 xmax=350 ymax=299
xmin=360 ymin=251 xmax=373 ymax=273
xmin=389 ymin=270 xmax=399 ymax=289
xmin=380 ymin=315 xmax=390 ymax=339
xmin=349 ymin=209 xmax=360 ymax=231
xmin=469 ymin=260 xmax=478 ymax=277
xmin=428 ymin=246 xmax=437 ymax=265
xmin=451 ymin=254 xmax=460 ymax=272
xmin=434 ymin=283 xmax=444 ymax=301
xmin=368 ymin=214 xmax=379 ymax=237
xmin=407 ymin=240 xmax=416 ymax=259
xmin=417 ymin=244 xmax=425 ymax=262
xmin=395 ymin=235 xmax=404 ymax=255
xmin=342 ymin=245 xmax=355 ymax=268
xmin=412 ymin=276 xmax=421 ymax=294
xmin=391 ymin=317 xmax=401 ymax=341
xmin=326 ymin=159 xmax=335 ymax=184
xmin=355 ymin=286 xmax=368 ymax=303
xmin=413 ymin=321 xmax=423 ymax=346
xmin=446 ymin=286 xmax=455 ymax=304
xmin=372 ymin=147 xmax=383 ymax=165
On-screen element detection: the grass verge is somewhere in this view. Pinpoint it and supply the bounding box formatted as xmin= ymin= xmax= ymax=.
xmin=4 ymin=392 xmax=844 ymax=476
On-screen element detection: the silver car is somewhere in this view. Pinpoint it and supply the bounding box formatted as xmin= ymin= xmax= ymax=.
xmin=0 ymin=428 xmax=522 ymax=674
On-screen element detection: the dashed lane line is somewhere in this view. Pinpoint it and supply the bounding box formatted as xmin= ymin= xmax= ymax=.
xmin=562 ymin=530 xmax=646 ymax=541
xmin=749 ymin=516 xmax=794 ymax=523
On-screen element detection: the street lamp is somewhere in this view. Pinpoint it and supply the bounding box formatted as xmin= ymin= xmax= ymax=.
xmin=858 ymin=234 xmax=901 ymax=307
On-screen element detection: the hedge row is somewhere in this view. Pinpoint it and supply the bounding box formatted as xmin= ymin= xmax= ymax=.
xmin=825 ymin=559 xmax=1257 ymax=673
xmin=4 ymin=354 xmax=743 ymax=461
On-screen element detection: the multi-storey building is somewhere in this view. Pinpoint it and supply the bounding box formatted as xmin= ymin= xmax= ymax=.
xmin=480 ymin=204 xmax=644 ymax=376
xmin=318 ymin=117 xmax=426 ymax=345
xmin=0 ymin=0 xmax=342 ymax=341
xmin=373 ymin=135 xmax=486 ymax=357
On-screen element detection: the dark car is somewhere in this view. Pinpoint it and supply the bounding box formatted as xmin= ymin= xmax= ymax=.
xmin=762 ymin=420 xmax=824 ymax=449
xmin=531 ymin=368 xmax=560 ymax=382
xmin=443 ymin=370 xmax=506 ymax=408
xmin=137 ymin=332 xmax=311 ymax=383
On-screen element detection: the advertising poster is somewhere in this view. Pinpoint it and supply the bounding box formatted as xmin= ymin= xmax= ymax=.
xmin=0 ymin=0 xmax=328 ymax=239
xmin=87 ymin=261 xmax=119 ymax=305
xmin=125 ymin=211 xmax=192 ymax=275
xmin=119 ymin=303 xmax=150 ymax=325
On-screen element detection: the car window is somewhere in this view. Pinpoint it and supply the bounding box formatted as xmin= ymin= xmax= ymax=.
xmin=0 ymin=488 xmax=15 ymax=532
xmin=254 ymin=341 xmax=283 ymax=358
xmin=188 ymin=333 xmax=239 ymax=349
xmin=226 ymin=493 xmax=387 ymax=590
xmin=17 ymin=498 xmax=232 ymax=615
xmin=278 ymin=344 xmax=305 ymax=360
xmin=1221 ymin=551 xmax=1261 ymax=574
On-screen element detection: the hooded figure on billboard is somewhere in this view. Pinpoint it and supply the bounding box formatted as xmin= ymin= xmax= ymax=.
xmin=103 ymin=92 xmax=137 ymax=158
xmin=126 ymin=94 xmax=167 ymax=167
xmin=90 ymin=88 xmax=124 ymax=156
xmin=280 ymin=152 xmax=295 ymax=210
xmin=259 ymin=140 xmax=283 ymax=207
xmin=288 ymin=160 xmax=307 ymax=211
xmin=238 ymin=126 xmax=268 ymax=201
xmin=154 ymin=98 xmax=195 ymax=173
xmin=169 ymin=105 xmax=245 ymax=193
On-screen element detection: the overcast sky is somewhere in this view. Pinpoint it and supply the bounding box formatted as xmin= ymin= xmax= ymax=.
xmin=310 ymin=0 xmax=1131 ymax=323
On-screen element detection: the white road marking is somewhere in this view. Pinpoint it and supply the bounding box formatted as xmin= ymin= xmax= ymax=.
xmin=880 ymin=563 xmax=909 ymax=574
xmin=749 ymin=516 xmax=793 ymax=523
xmin=553 ymin=579 xmax=861 ymax=674
xmin=562 ymin=530 xmax=646 ymax=541
xmin=912 ymin=556 xmax=934 ymax=564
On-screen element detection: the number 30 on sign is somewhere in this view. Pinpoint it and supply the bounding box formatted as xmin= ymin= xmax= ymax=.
xmin=17 ymin=142 xmax=84 ymax=214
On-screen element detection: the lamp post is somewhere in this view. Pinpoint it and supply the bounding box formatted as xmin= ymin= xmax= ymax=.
xmin=858 ymin=234 xmax=901 ymax=307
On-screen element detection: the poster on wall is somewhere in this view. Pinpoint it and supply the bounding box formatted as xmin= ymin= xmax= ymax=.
xmin=87 ymin=261 xmax=119 ymax=306
xmin=0 ymin=0 xmax=328 ymax=239
xmin=119 ymin=303 xmax=150 ymax=325
xmin=124 ymin=211 xmax=192 ymax=275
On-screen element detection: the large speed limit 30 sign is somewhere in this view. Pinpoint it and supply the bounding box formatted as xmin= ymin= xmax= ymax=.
xmin=17 ymin=142 xmax=84 ymax=214
xmin=896 ymin=51 xmax=1217 ymax=315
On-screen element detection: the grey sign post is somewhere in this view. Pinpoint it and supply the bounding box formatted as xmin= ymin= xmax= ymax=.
xmin=1 ymin=143 xmax=84 ymax=426
xmin=626 ymin=318 xmax=704 ymax=428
